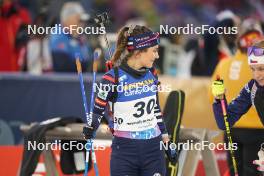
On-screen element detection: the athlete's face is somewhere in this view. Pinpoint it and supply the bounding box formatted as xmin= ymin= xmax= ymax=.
xmin=250 ymin=64 xmax=264 ymax=86
xmin=139 ymin=45 xmax=159 ymax=68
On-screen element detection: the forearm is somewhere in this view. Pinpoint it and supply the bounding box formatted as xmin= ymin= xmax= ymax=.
xmin=154 ymin=94 xmax=168 ymax=135
xmin=213 ymin=99 xmax=237 ymax=130
xmin=212 ymin=80 xmax=253 ymax=130
xmin=92 ymin=73 xmax=116 ymax=128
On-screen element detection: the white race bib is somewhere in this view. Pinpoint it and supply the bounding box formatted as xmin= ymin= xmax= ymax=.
xmin=113 ymin=95 xmax=157 ymax=131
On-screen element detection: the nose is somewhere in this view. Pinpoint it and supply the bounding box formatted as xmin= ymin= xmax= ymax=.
xmin=155 ymin=52 xmax=159 ymax=59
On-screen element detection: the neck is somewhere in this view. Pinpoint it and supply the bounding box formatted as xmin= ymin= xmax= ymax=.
xmin=127 ymin=57 xmax=142 ymax=71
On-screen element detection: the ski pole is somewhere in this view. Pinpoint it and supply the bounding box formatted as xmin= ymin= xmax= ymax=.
xmin=98 ymin=17 xmax=113 ymax=70
xmin=75 ymin=51 xmax=100 ymax=176
xmin=99 ymin=22 xmax=113 ymax=71
xmin=75 ymin=57 xmax=92 ymax=176
xmin=88 ymin=49 xmax=101 ymax=176
xmin=217 ymin=75 xmax=239 ymax=176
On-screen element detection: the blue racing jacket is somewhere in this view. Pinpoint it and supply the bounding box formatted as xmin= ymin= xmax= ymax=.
xmin=92 ymin=62 xmax=168 ymax=139
xmin=213 ymin=79 xmax=262 ymax=129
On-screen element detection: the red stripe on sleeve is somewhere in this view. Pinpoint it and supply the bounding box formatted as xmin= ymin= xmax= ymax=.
xmin=95 ymin=98 xmax=107 ymax=106
xmin=102 ymin=75 xmax=116 ymax=83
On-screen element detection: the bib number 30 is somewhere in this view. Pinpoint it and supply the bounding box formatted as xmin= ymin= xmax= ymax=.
xmin=133 ymin=99 xmax=155 ymax=118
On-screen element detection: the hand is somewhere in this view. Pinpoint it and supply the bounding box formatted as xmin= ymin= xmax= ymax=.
xmin=164 ymin=141 xmax=178 ymax=164
xmin=252 ymin=147 xmax=264 ymax=172
xmin=212 ymin=79 xmax=225 ymax=99
xmin=82 ymin=113 xmax=102 ymax=140
xmin=253 ymin=159 xmax=264 ymax=172
xmin=83 ymin=125 xmax=95 ymax=140
xmin=162 ymin=133 xmax=170 ymax=143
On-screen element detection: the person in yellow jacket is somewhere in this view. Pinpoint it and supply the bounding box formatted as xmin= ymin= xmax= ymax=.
xmin=209 ymin=19 xmax=264 ymax=176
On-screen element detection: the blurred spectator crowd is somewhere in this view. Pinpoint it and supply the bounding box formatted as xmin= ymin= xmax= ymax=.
xmin=0 ymin=0 xmax=264 ymax=76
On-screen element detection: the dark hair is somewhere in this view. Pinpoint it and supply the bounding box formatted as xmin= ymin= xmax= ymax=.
xmin=111 ymin=25 xmax=152 ymax=66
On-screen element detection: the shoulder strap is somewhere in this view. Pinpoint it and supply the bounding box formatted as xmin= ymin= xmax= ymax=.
xmin=114 ymin=67 xmax=119 ymax=85
xmin=150 ymin=67 xmax=160 ymax=86
xmin=112 ymin=67 xmax=119 ymax=103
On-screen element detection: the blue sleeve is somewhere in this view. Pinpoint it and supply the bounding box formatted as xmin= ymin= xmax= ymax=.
xmin=90 ymin=70 xmax=116 ymax=129
xmin=155 ymin=92 xmax=168 ymax=135
xmin=151 ymin=68 xmax=168 ymax=135
xmin=212 ymin=80 xmax=253 ymax=130
xmin=93 ymin=70 xmax=116 ymax=116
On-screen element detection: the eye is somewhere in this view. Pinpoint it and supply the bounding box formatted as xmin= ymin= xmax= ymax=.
xmin=153 ymin=48 xmax=159 ymax=53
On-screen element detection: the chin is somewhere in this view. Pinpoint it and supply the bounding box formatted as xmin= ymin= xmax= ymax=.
xmin=258 ymin=81 xmax=264 ymax=87
xmin=146 ymin=63 xmax=153 ymax=68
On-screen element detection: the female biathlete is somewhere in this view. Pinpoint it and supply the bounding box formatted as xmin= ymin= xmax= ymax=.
xmin=83 ymin=25 xmax=177 ymax=176
xmin=211 ymin=40 xmax=264 ymax=175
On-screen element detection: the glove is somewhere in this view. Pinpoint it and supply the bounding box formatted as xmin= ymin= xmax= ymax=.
xmin=83 ymin=125 xmax=95 ymax=140
xmin=254 ymin=87 xmax=264 ymax=125
xmin=212 ymin=79 xmax=225 ymax=98
xmin=82 ymin=113 xmax=102 ymax=140
xmin=164 ymin=141 xmax=178 ymax=164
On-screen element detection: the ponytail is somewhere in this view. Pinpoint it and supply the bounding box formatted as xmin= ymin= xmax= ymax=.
xmin=111 ymin=27 xmax=129 ymax=65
